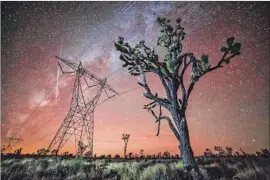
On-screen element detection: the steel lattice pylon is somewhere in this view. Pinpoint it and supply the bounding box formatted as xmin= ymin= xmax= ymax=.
xmin=47 ymin=56 xmax=117 ymax=156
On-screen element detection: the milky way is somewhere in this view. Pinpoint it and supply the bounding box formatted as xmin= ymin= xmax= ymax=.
xmin=1 ymin=1 xmax=269 ymax=155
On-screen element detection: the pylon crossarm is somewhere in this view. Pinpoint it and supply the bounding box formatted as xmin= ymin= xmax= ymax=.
xmin=57 ymin=60 xmax=75 ymax=74
xmin=56 ymin=56 xmax=79 ymax=72
xmin=84 ymin=77 xmax=98 ymax=88
xmin=104 ymin=84 xmax=118 ymax=96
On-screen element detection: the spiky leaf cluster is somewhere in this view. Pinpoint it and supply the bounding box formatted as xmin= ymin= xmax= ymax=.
xmin=114 ymin=17 xmax=187 ymax=77
xmin=191 ymin=54 xmax=211 ymax=82
xmin=157 ymin=17 xmax=186 ymax=52
xmin=114 ymin=37 xmax=160 ymax=76
xmin=220 ymin=37 xmax=242 ymax=64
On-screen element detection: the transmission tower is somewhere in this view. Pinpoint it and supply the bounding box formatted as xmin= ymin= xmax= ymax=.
xmin=122 ymin=133 xmax=130 ymax=158
xmin=47 ymin=56 xmax=118 ymax=156
xmin=5 ymin=137 xmax=23 ymax=153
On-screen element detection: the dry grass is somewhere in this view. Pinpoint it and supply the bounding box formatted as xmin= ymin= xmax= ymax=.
xmin=1 ymin=156 xmax=269 ymax=180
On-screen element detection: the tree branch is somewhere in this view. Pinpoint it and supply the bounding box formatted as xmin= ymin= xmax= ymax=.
xmin=178 ymin=56 xmax=191 ymax=108
xmin=186 ymin=51 xmax=236 ymax=103
xmin=174 ymin=53 xmax=193 ymax=75
xmin=149 ymin=107 xmax=180 ymax=141
xmin=136 ymin=62 xmax=171 ymax=110
xmin=143 ymin=92 xmax=171 ymax=110
xmin=157 ymin=69 xmax=172 ymax=101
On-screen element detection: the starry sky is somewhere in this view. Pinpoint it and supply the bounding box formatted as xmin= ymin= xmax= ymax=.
xmin=1 ymin=1 xmax=269 ymax=156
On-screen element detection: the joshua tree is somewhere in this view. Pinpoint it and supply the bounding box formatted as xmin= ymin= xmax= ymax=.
xmin=122 ymin=133 xmax=130 ymax=158
xmin=225 ymin=147 xmax=233 ymax=156
xmin=240 ymin=148 xmax=247 ymax=156
xmin=14 ymin=148 xmax=22 ymax=155
xmin=139 ymin=149 xmax=144 ymax=158
xmin=163 ymin=151 xmax=170 ymax=158
xmin=114 ymin=16 xmax=241 ymax=175
xmin=106 ymin=154 xmax=112 ymax=159
xmin=214 ymin=146 xmax=226 ymax=157
xmin=62 ymin=151 xmax=70 ymax=156
xmin=128 ymin=152 xmax=133 ymax=159
xmin=256 ymin=151 xmax=262 ymax=156
xmin=261 ymin=148 xmax=270 ymax=157
xmin=99 ymin=154 xmax=106 ymax=158
xmin=204 ymin=148 xmax=214 ymax=158
xmin=37 ymin=148 xmax=49 ymax=156
xmin=84 ymin=151 xmax=92 ymax=157
xmin=1 ymin=146 xmax=6 ymax=154
xmin=51 ymin=149 xmax=59 ymax=156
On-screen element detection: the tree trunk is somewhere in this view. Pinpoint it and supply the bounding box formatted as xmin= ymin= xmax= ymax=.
xmin=178 ymin=116 xmax=197 ymax=169
xmin=124 ymin=144 xmax=127 ymax=158
xmin=174 ymin=115 xmax=204 ymax=180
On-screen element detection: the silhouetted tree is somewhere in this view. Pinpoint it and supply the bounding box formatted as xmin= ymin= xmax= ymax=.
xmin=214 ymin=146 xmax=226 ymax=157
xmin=225 ymin=147 xmax=233 ymax=156
xmin=204 ymin=148 xmax=214 ymax=158
xmin=84 ymin=151 xmax=92 ymax=157
xmin=1 ymin=146 xmax=6 ymax=154
xmin=114 ymin=154 xmax=120 ymax=159
xmin=157 ymin=152 xmax=162 ymax=159
xmin=14 ymin=148 xmax=22 ymax=155
xmin=114 ymin=17 xmax=241 ymax=176
xmin=37 ymin=148 xmax=48 ymax=156
xmin=163 ymin=151 xmax=170 ymax=158
xmin=256 ymin=151 xmax=262 ymax=156
xmin=62 ymin=151 xmax=70 ymax=156
xmin=106 ymin=154 xmax=112 ymax=159
xmin=122 ymin=134 xmax=130 ymax=158
xmin=240 ymin=148 xmax=247 ymax=156
xmin=261 ymin=148 xmax=270 ymax=157
xmin=174 ymin=154 xmax=180 ymax=159
xmin=139 ymin=149 xmax=144 ymax=158
xmin=128 ymin=152 xmax=133 ymax=159
xmin=51 ymin=149 xmax=59 ymax=156
xmin=99 ymin=154 xmax=106 ymax=158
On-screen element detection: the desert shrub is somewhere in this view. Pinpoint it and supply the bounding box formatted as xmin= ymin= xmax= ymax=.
xmin=21 ymin=158 xmax=35 ymax=165
xmin=232 ymin=161 xmax=268 ymax=180
xmin=233 ymin=167 xmax=267 ymax=180
xmin=139 ymin=163 xmax=167 ymax=180
xmin=38 ymin=159 xmax=49 ymax=170
xmin=106 ymin=162 xmax=133 ymax=179
xmin=1 ymin=156 xmax=269 ymax=180
xmin=1 ymin=159 xmax=19 ymax=167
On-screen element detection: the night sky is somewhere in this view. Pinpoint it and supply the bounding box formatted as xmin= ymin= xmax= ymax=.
xmin=1 ymin=1 xmax=269 ymax=156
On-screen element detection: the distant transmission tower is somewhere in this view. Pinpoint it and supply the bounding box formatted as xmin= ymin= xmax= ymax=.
xmin=5 ymin=137 xmax=23 ymax=153
xmin=122 ymin=133 xmax=130 ymax=158
xmin=47 ymin=56 xmax=118 ymax=156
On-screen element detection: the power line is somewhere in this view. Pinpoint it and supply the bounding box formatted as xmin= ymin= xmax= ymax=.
xmin=104 ymin=67 xmax=126 ymax=79
xmin=23 ymin=85 xmax=141 ymax=145
xmin=76 ymin=1 xmax=136 ymax=60
xmin=23 ymin=69 xmax=129 ymax=140
xmin=96 ymin=86 xmax=142 ymax=108
xmin=14 ymin=81 xmax=58 ymax=137
xmin=25 ymin=111 xmax=61 ymax=138
xmin=12 ymin=2 xmax=135 ymax=140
